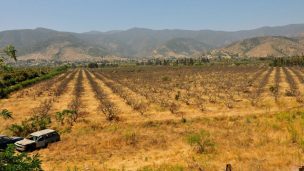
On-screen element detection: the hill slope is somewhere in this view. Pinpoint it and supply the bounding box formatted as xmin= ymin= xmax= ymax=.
xmin=0 ymin=28 xmax=111 ymax=61
xmin=153 ymin=38 xmax=211 ymax=58
xmin=216 ymin=36 xmax=304 ymax=57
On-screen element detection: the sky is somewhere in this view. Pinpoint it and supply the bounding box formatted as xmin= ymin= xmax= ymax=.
xmin=0 ymin=0 xmax=304 ymax=32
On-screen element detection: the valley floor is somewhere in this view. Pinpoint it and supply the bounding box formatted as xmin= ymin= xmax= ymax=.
xmin=1 ymin=66 xmax=304 ymax=170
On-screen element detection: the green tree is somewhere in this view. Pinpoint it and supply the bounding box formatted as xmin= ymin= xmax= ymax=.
xmin=0 ymin=144 xmax=42 ymax=171
xmin=0 ymin=44 xmax=17 ymax=67
xmin=87 ymin=62 xmax=98 ymax=68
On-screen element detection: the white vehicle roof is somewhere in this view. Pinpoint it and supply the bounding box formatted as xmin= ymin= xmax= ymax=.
xmin=30 ymin=129 xmax=56 ymax=137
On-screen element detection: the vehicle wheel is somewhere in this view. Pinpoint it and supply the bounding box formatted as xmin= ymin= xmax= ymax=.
xmin=29 ymin=147 xmax=35 ymax=152
xmin=44 ymin=143 xmax=48 ymax=148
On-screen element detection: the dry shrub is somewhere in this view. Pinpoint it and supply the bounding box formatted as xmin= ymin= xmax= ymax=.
xmin=285 ymin=89 xmax=297 ymax=97
xmin=124 ymin=131 xmax=138 ymax=146
xmin=169 ymin=103 xmax=180 ymax=114
xmin=100 ymin=102 xmax=119 ymax=121
xmin=134 ymin=102 xmax=148 ymax=115
xmin=146 ymin=135 xmax=167 ymax=149
xmin=296 ymin=96 xmax=304 ymax=103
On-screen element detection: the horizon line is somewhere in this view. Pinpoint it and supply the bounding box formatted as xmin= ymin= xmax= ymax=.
xmin=1 ymin=23 xmax=304 ymax=34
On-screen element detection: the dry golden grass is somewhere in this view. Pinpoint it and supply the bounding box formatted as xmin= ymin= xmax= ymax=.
xmin=1 ymin=66 xmax=304 ymax=170
xmin=38 ymin=110 xmax=304 ymax=170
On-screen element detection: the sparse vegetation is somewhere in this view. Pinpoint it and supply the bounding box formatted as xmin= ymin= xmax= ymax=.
xmin=1 ymin=65 xmax=304 ymax=170
xmin=9 ymin=100 xmax=52 ymax=137
xmin=85 ymin=69 xmax=119 ymax=121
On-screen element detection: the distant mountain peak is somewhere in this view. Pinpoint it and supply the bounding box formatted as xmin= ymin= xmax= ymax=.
xmin=34 ymin=27 xmax=57 ymax=32
xmin=82 ymin=30 xmax=103 ymax=34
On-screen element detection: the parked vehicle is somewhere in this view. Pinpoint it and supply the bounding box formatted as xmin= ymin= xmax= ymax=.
xmin=0 ymin=135 xmax=23 ymax=150
xmin=14 ymin=129 xmax=60 ymax=152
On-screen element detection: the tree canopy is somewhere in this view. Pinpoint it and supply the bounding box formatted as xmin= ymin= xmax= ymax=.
xmin=0 ymin=44 xmax=17 ymax=67
xmin=0 ymin=145 xmax=42 ymax=171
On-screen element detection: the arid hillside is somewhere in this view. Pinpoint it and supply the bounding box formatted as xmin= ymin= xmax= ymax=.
xmin=216 ymin=36 xmax=304 ymax=57
xmin=2 ymin=24 xmax=304 ymax=60
xmin=152 ymin=38 xmax=211 ymax=58
xmin=19 ymin=42 xmax=94 ymax=61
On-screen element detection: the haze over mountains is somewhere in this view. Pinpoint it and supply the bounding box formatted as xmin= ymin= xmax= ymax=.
xmin=1 ymin=24 xmax=304 ymax=61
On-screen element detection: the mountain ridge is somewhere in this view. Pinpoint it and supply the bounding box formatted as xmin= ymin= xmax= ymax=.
xmin=1 ymin=23 xmax=304 ymax=61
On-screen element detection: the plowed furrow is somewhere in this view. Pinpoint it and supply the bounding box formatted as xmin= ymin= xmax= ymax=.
xmin=85 ymin=70 xmax=121 ymax=121
xmin=256 ymin=67 xmax=274 ymax=97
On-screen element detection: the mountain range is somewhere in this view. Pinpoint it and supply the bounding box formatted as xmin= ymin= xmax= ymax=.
xmin=215 ymin=36 xmax=304 ymax=57
xmin=1 ymin=24 xmax=304 ymax=61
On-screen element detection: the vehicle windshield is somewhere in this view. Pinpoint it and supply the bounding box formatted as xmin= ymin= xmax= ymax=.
xmin=27 ymin=135 xmax=38 ymax=141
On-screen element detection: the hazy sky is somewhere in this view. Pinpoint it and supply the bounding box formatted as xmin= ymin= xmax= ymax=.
xmin=0 ymin=0 xmax=304 ymax=32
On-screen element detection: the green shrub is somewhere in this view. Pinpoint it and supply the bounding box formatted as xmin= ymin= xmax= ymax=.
xmin=9 ymin=113 xmax=51 ymax=137
xmin=55 ymin=109 xmax=77 ymax=126
xmin=187 ymin=133 xmax=201 ymax=146
xmin=0 ymin=109 xmax=13 ymax=119
xmin=186 ymin=129 xmax=215 ymax=154
xmin=0 ymin=144 xmax=42 ymax=171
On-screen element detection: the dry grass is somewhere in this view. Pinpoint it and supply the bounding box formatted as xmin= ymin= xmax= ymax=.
xmin=1 ymin=66 xmax=304 ymax=170
xmin=38 ymin=110 xmax=304 ymax=170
